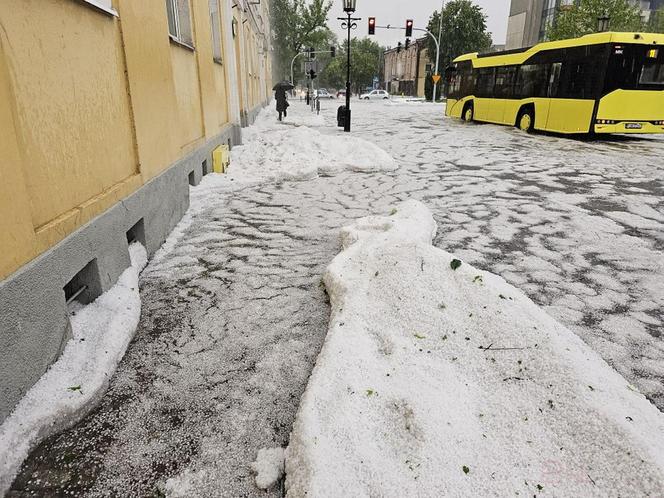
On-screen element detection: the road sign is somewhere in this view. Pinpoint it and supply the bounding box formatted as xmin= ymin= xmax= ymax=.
xmin=304 ymin=61 xmax=318 ymax=73
xmin=432 ymin=74 xmax=441 ymax=84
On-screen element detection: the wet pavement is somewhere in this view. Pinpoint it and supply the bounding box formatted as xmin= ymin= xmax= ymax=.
xmin=9 ymin=101 xmax=664 ymax=497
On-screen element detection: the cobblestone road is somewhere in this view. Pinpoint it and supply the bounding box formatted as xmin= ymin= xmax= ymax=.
xmin=10 ymin=101 xmax=664 ymax=497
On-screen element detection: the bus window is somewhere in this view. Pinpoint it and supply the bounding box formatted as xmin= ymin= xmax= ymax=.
xmin=639 ymin=50 xmax=664 ymax=86
xmin=515 ymin=64 xmax=549 ymax=98
xmin=476 ymin=68 xmax=495 ymax=98
xmin=548 ymin=63 xmax=562 ymax=97
xmin=458 ymin=62 xmax=474 ymax=96
xmin=495 ymin=67 xmax=517 ymax=98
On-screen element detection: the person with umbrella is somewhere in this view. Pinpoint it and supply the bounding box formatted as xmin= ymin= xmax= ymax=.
xmin=273 ymin=81 xmax=294 ymax=121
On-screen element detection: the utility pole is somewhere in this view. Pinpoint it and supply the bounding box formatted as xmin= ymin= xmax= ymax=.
xmin=433 ymin=0 xmax=444 ymax=103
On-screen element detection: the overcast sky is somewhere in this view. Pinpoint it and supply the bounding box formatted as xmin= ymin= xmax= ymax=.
xmin=328 ymin=0 xmax=510 ymax=48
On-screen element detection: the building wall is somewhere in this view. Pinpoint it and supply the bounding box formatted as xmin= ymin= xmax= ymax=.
xmin=0 ymin=0 xmax=272 ymax=421
xmin=416 ymin=48 xmax=430 ymax=98
xmin=506 ymin=0 xmax=545 ymax=49
xmin=384 ymin=38 xmax=431 ymax=97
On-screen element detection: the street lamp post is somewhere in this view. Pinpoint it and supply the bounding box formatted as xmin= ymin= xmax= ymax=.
xmin=338 ymin=0 xmax=360 ymax=132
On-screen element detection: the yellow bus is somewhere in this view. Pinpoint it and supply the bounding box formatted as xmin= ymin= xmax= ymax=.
xmin=444 ymin=32 xmax=664 ymax=134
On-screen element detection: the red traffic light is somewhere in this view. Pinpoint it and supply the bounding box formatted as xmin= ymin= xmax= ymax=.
xmin=405 ymin=19 xmax=413 ymax=37
xmin=368 ymin=17 xmax=376 ymax=35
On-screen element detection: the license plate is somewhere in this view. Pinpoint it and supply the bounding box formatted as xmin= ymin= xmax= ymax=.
xmin=625 ymin=123 xmax=643 ymax=130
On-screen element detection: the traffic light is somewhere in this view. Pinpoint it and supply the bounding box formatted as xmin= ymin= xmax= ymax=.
xmin=368 ymin=17 xmax=376 ymax=35
xmin=331 ymin=46 xmax=336 ymax=57
xmin=405 ymin=19 xmax=413 ymax=37
xmin=405 ymin=38 xmax=410 ymax=50
xmin=309 ymin=68 xmax=317 ymax=80
xmin=396 ymin=41 xmax=402 ymax=54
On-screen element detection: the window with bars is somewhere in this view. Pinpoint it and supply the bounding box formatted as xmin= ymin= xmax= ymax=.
xmin=209 ymin=0 xmax=223 ymax=63
xmin=166 ymin=0 xmax=194 ymax=48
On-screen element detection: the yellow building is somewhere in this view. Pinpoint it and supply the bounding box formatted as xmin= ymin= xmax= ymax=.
xmin=0 ymin=0 xmax=272 ymax=421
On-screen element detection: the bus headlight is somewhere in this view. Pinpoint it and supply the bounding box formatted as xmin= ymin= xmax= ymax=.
xmin=597 ymin=119 xmax=616 ymax=125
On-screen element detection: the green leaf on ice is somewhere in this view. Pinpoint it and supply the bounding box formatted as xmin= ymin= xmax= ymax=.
xmin=390 ymin=208 xmax=398 ymax=216
xmin=450 ymin=259 xmax=462 ymax=270
xmin=462 ymin=465 xmax=470 ymax=474
xmin=68 ymin=385 xmax=81 ymax=392
xmin=414 ymin=333 xmax=426 ymax=339
xmin=366 ymin=389 xmax=375 ymax=397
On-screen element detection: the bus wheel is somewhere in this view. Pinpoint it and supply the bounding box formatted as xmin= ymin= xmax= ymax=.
xmin=517 ymin=109 xmax=534 ymax=133
xmin=462 ymin=104 xmax=474 ymax=122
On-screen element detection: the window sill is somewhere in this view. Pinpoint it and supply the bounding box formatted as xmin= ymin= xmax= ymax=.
xmin=74 ymin=0 xmax=118 ymax=17
xmin=169 ymin=35 xmax=195 ymax=52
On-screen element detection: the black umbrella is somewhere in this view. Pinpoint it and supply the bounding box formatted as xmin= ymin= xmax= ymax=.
xmin=273 ymin=80 xmax=295 ymax=91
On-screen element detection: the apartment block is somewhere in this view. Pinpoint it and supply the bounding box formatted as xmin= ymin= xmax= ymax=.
xmin=383 ymin=38 xmax=431 ymax=97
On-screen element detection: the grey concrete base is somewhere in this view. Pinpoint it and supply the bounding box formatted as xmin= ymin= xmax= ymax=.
xmin=245 ymin=104 xmax=263 ymax=126
xmin=0 ymin=123 xmax=240 ymax=423
xmin=241 ymin=100 xmax=270 ymax=128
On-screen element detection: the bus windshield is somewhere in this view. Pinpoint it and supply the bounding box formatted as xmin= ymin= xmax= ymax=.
xmin=605 ymin=45 xmax=664 ymax=91
xmin=640 ymin=55 xmax=664 ymax=85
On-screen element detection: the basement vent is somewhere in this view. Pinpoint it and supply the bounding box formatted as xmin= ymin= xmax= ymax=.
xmin=63 ymin=259 xmax=102 ymax=307
xmin=126 ymin=218 xmax=146 ymax=246
xmin=188 ymin=170 xmax=196 ymax=186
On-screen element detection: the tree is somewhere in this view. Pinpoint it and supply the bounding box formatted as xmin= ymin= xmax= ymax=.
xmin=271 ymin=0 xmax=334 ymax=83
xmin=546 ymin=0 xmax=644 ymax=41
xmin=425 ymin=0 xmax=492 ymax=95
xmin=319 ymin=38 xmax=385 ymax=93
xmin=648 ymin=8 xmax=664 ymax=33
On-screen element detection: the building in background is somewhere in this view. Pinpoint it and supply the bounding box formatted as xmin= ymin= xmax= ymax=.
xmin=383 ymin=38 xmax=431 ymax=97
xmin=0 ymin=0 xmax=272 ymax=422
xmin=506 ymin=0 xmax=660 ymax=49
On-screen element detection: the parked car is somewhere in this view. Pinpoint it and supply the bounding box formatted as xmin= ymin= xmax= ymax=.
xmin=315 ymin=88 xmax=335 ymax=99
xmin=360 ymin=89 xmax=390 ymax=100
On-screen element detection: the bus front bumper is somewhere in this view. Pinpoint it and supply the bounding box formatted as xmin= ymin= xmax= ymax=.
xmin=594 ymin=122 xmax=664 ymax=134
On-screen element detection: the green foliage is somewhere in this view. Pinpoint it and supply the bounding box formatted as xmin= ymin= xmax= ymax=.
xmin=649 ymin=8 xmax=664 ymax=33
xmin=546 ymin=0 xmax=644 ymax=41
xmin=320 ymin=38 xmax=385 ymax=93
xmin=271 ymin=0 xmax=335 ymax=82
xmin=426 ymin=0 xmax=492 ymax=90
xmin=462 ymin=465 xmax=470 ymax=474
xmin=450 ymin=259 xmax=462 ymax=271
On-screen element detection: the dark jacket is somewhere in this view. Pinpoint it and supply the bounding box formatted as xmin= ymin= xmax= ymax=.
xmin=275 ymin=90 xmax=289 ymax=112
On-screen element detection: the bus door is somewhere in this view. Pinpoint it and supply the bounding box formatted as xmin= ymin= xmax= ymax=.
xmin=544 ymin=63 xmax=566 ymax=131
xmin=492 ymin=67 xmax=517 ymax=124
xmin=474 ymin=68 xmax=494 ymax=121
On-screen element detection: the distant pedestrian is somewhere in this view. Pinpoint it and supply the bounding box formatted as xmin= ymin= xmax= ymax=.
xmin=275 ymin=88 xmax=289 ymax=121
